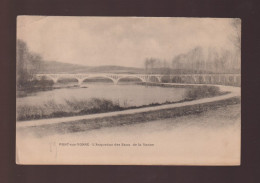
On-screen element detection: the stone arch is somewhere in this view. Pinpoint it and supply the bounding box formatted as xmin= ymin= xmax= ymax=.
xmin=235 ymin=76 xmax=241 ymax=86
xmin=180 ymin=76 xmax=190 ymax=83
xmin=161 ymin=75 xmax=171 ymax=83
xmin=220 ymin=76 xmax=227 ymax=85
xmin=200 ymin=76 xmax=206 ymax=83
xmin=81 ymin=76 xmax=116 ymax=84
xmin=212 ymin=75 xmax=220 ymax=84
xmin=116 ymin=76 xmax=145 ymax=84
xmin=38 ymin=75 xmax=58 ymax=83
xmin=147 ymin=76 xmax=160 ymax=83
xmin=204 ymin=75 xmax=212 ymax=84
xmin=184 ymin=76 xmax=196 ymax=84
xmin=171 ymin=76 xmax=183 ymax=83
xmin=226 ymin=76 xmax=234 ymax=85
xmin=194 ymin=75 xmax=205 ymax=84
xmin=56 ymin=77 xmax=79 ymax=84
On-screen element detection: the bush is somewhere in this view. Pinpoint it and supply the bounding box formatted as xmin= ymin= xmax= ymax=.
xmin=185 ymin=86 xmax=222 ymax=99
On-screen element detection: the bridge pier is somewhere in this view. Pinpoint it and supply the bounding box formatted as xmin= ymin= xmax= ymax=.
xmin=48 ymin=78 xmax=58 ymax=84
xmin=113 ymin=79 xmax=119 ymax=85
xmin=77 ymin=79 xmax=84 ymax=87
xmin=156 ymin=76 xmax=162 ymax=83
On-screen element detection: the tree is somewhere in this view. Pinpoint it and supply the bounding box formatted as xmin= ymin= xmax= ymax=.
xmin=230 ymin=19 xmax=241 ymax=50
xmin=144 ymin=57 xmax=158 ymax=74
xmin=230 ymin=19 xmax=241 ymax=73
xmin=144 ymin=59 xmax=149 ymax=74
xmin=17 ymin=39 xmax=42 ymax=89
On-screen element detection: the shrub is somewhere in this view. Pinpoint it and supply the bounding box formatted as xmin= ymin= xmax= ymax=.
xmin=185 ymin=86 xmax=222 ymax=99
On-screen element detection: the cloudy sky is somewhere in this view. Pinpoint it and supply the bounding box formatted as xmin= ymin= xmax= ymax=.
xmin=17 ymin=16 xmax=238 ymax=68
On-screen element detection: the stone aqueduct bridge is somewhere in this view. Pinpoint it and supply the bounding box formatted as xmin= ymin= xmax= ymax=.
xmin=36 ymin=73 xmax=161 ymax=85
xmin=36 ymin=73 xmax=241 ymax=85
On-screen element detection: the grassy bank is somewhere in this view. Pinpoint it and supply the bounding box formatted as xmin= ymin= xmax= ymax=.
xmin=17 ymin=98 xmax=122 ymax=121
xmin=17 ymin=85 xmax=229 ymax=121
xmin=18 ymin=97 xmax=241 ymax=137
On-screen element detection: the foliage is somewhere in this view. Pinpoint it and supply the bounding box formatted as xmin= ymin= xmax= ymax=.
xmin=171 ymin=46 xmax=239 ymax=74
xmin=144 ymin=24 xmax=241 ymax=75
xmin=17 ymin=98 xmax=122 ymax=121
xmin=144 ymin=58 xmax=171 ymax=75
xmin=17 ymin=39 xmax=42 ymax=89
xmin=185 ymin=86 xmax=224 ymax=99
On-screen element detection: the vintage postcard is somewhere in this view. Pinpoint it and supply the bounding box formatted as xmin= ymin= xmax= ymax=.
xmin=16 ymin=16 xmax=241 ymax=165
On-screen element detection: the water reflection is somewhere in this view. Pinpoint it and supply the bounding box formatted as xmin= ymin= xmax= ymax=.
xmin=17 ymin=83 xmax=187 ymax=107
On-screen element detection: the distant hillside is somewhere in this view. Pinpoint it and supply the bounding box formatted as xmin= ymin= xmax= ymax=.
xmin=38 ymin=60 xmax=235 ymax=75
xmin=38 ymin=61 xmax=222 ymax=75
xmin=87 ymin=65 xmax=144 ymax=74
xmin=38 ymin=61 xmax=145 ymax=74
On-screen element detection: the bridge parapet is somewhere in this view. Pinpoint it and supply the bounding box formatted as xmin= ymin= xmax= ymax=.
xmin=35 ymin=73 xmax=241 ymax=86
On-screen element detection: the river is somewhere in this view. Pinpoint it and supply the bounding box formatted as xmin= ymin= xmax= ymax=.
xmin=17 ymin=83 xmax=187 ymax=108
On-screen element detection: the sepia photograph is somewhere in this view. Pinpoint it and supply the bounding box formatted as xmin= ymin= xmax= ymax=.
xmin=16 ymin=16 xmax=241 ymax=165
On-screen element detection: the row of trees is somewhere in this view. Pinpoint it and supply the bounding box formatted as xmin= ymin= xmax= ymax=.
xmin=144 ymin=46 xmax=241 ymax=75
xmin=171 ymin=46 xmax=240 ymax=74
xmin=144 ymin=19 xmax=241 ymax=75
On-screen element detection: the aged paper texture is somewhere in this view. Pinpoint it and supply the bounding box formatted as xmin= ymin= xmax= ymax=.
xmin=16 ymin=16 xmax=241 ymax=165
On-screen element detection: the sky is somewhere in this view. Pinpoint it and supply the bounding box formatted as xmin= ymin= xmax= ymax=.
xmin=17 ymin=16 xmax=239 ymax=68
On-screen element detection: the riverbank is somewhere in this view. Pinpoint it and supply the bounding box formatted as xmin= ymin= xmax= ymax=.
xmin=17 ymin=85 xmax=83 ymax=98
xmin=17 ymin=96 xmax=240 ymax=137
xmin=16 ymin=85 xmax=226 ymax=121
xmin=17 ymin=83 xmax=240 ymax=137
xmin=16 ymin=97 xmax=241 ymax=165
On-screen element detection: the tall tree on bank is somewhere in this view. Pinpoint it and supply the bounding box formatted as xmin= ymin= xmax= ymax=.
xmin=171 ymin=46 xmax=237 ymax=74
xmin=144 ymin=57 xmax=171 ymax=75
xmin=17 ymin=39 xmax=42 ymax=89
xmin=230 ymin=18 xmax=241 ymax=73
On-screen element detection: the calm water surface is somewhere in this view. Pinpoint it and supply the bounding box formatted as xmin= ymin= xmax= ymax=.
xmin=17 ymin=83 xmax=187 ymax=107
